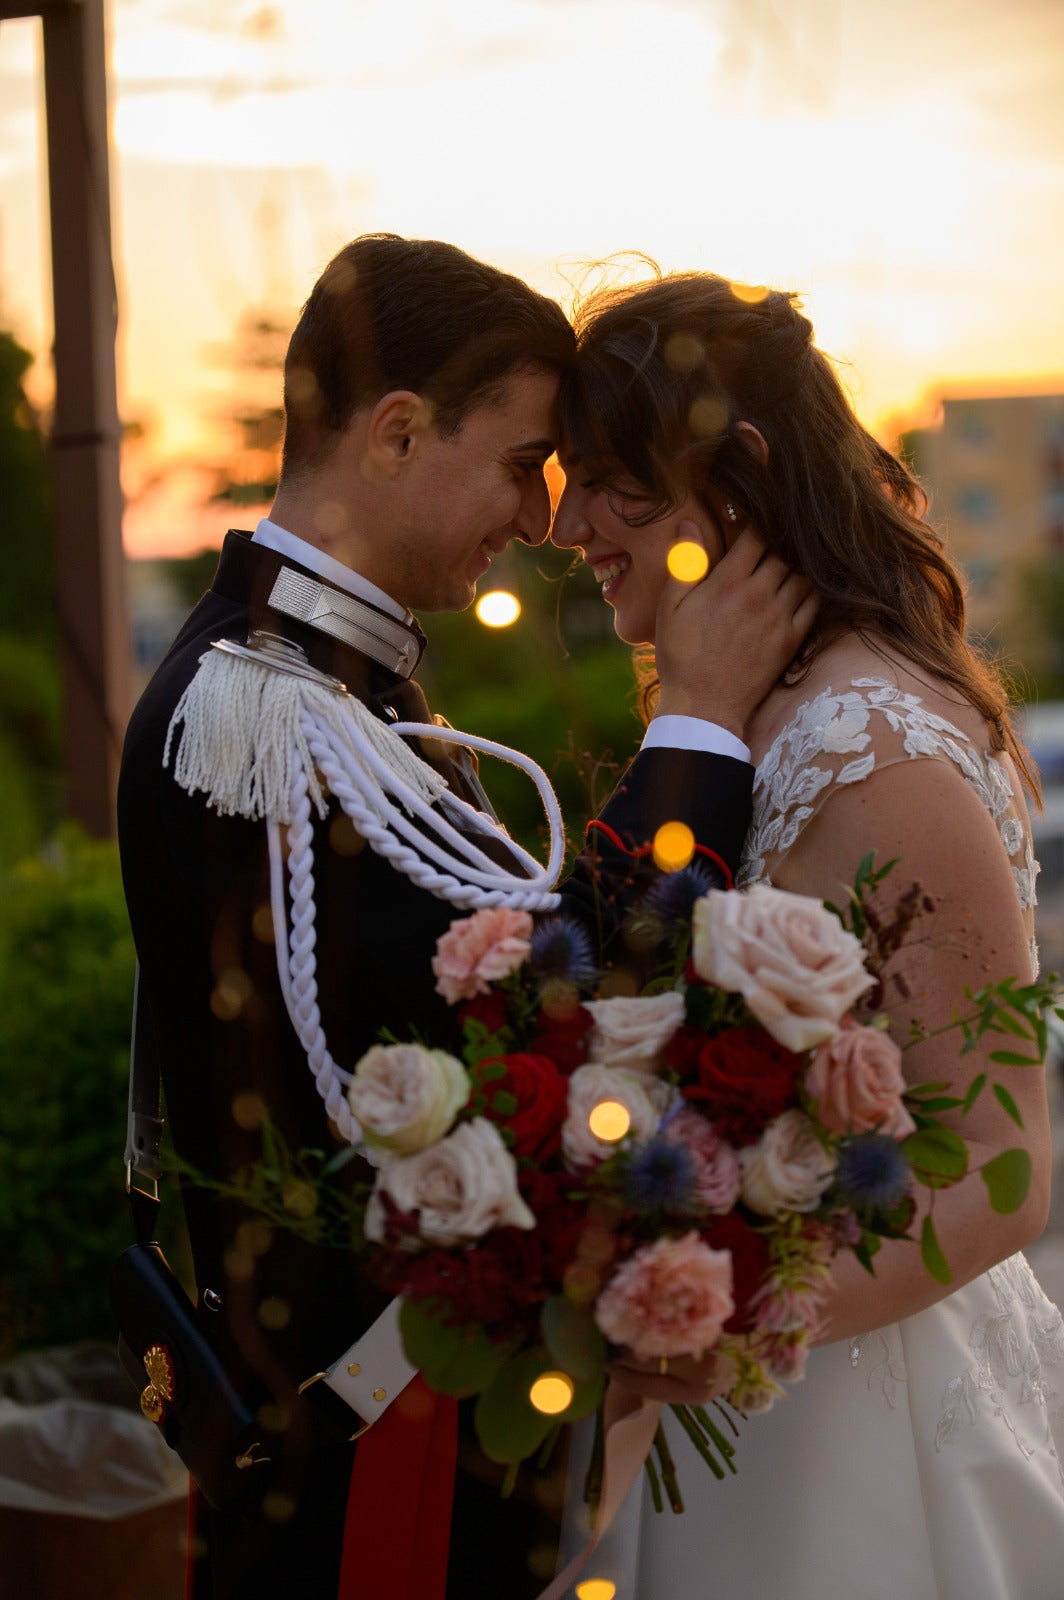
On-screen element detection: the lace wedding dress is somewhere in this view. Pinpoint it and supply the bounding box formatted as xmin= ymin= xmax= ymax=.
xmin=563 ymin=670 xmax=1064 ymax=1600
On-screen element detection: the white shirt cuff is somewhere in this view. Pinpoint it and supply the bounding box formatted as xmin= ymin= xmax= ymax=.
xmin=641 ymin=714 xmax=751 ymax=765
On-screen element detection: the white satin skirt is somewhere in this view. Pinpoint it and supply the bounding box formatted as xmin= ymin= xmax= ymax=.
xmin=560 ymin=1254 xmax=1064 ymax=1599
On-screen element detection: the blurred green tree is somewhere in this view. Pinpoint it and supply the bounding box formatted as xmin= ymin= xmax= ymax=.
xmin=0 ymin=831 xmax=143 ymax=1356
xmin=0 ymin=329 xmax=63 ymax=864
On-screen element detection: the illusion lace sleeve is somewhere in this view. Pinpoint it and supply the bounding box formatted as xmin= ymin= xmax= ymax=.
xmin=739 ymin=675 xmax=1040 ymax=973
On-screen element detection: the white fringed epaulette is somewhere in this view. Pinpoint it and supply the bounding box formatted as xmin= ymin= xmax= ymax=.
xmin=163 ymin=635 xmax=447 ymax=821
xmin=163 ymin=631 xmax=563 ymax=1144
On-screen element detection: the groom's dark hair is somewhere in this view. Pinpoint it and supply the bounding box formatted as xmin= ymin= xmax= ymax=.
xmin=280 ymin=233 xmax=574 ymax=476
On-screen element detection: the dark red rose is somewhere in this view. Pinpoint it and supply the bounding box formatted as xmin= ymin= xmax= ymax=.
xmin=527 ymin=1003 xmax=595 ymax=1073
xmin=704 ymin=1212 xmax=772 ymax=1333
xmin=473 ymin=1052 xmax=569 ymax=1161
xmin=676 ymin=1026 xmax=805 ymax=1147
xmin=457 ymin=990 xmax=510 ymax=1035
xmin=663 ymin=1024 xmax=706 ymax=1082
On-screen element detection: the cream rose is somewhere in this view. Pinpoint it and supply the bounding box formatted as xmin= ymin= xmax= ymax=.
xmin=364 ymin=1118 xmax=534 ymax=1248
xmin=561 ymin=1064 xmax=676 ymax=1168
xmin=692 ymin=885 xmax=873 ymax=1053
xmin=805 ymin=1019 xmax=916 ymax=1139
xmin=740 ymin=1109 xmax=837 ymax=1217
xmin=584 ymin=992 xmax=686 ymax=1072
xmin=348 ymin=1042 xmax=470 ymax=1156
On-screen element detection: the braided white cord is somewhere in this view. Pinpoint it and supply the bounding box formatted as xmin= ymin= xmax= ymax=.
xmin=307 ymin=716 xmax=560 ymax=907
xmin=269 ymin=704 xmax=563 ymax=1138
xmin=268 ymin=797 xmax=360 ymax=1145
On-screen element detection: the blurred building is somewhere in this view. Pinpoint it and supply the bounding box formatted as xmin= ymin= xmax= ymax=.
xmin=907 ymin=392 xmax=1064 ymax=676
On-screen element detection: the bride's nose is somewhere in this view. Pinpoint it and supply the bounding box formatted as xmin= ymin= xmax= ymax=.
xmin=550 ymin=482 xmax=588 ymax=549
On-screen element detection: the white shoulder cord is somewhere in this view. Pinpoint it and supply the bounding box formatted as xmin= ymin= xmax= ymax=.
xmin=166 ymin=638 xmax=565 ymax=1144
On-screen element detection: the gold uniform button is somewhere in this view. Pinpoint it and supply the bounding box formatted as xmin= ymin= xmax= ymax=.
xmin=372 ymin=1387 xmax=386 ymax=1402
xmin=346 ymin=1362 xmax=361 ymax=1377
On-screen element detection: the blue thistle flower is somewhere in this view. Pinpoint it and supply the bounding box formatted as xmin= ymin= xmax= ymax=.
xmin=621 ymin=1135 xmax=698 ymax=1215
xmin=639 ymin=860 xmax=720 ymax=923
xmin=834 ymin=1134 xmax=911 ymax=1218
xmin=529 ymin=915 xmax=597 ymax=988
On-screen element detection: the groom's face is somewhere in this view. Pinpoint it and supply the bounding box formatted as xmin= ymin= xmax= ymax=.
xmin=388 ymin=367 xmax=560 ymax=613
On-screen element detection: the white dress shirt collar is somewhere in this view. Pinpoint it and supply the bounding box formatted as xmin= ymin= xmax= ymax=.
xmin=252 ymin=518 xmax=409 ymax=623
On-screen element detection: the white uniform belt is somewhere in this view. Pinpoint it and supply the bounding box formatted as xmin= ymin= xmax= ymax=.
xmin=314 ymin=1298 xmax=418 ymax=1433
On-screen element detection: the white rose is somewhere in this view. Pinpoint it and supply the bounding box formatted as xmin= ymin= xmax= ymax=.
xmin=740 ymin=1109 xmax=837 ymax=1217
xmin=692 ymin=884 xmax=873 ymax=1053
xmin=348 ymin=1042 xmax=470 ymax=1156
xmin=364 ymin=1118 xmax=534 ymax=1248
xmin=584 ymin=992 xmax=686 ymax=1072
xmin=561 ymin=1063 xmax=676 ymax=1167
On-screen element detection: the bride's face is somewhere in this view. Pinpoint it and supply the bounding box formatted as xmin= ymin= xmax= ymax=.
xmin=552 ymin=458 xmax=718 ymax=645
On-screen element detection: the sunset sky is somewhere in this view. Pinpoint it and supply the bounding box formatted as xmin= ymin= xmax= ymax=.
xmin=1 ymin=0 xmax=1063 ymax=556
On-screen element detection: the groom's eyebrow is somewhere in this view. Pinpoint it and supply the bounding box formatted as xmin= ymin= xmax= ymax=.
xmin=506 ymin=437 xmax=556 ymax=460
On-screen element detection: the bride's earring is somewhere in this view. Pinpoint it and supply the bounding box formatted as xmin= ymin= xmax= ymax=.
xmin=724 ymin=502 xmax=738 ymax=523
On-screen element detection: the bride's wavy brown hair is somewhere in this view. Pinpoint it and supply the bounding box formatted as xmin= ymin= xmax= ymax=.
xmin=560 ymin=269 xmax=1038 ymax=797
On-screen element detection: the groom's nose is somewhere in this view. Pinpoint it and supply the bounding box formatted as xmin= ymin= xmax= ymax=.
xmin=512 ymin=469 xmax=551 ymax=546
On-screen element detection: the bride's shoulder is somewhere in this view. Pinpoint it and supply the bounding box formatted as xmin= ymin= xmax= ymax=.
xmin=748 ymin=636 xmax=984 ymax=762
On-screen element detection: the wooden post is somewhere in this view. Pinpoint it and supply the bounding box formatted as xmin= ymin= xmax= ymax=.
xmin=3 ymin=0 xmax=130 ymax=836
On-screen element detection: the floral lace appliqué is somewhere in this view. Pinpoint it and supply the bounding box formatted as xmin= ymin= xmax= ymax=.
xmin=934 ymin=1254 xmax=1064 ymax=1482
xmin=739 ymin=678 xmax=1041 ymax=930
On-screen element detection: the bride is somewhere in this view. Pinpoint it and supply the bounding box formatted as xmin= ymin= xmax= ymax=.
xmin=550 ymin=271 xmax=1064 ymax=1598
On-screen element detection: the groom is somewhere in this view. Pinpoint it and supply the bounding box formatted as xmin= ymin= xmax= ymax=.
xmin=117 ymin=233 xmax=807 ymax=1600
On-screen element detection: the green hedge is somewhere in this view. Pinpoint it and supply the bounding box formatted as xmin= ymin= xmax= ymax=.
xmin=0 ymin=830 xmax=162 ymax=1357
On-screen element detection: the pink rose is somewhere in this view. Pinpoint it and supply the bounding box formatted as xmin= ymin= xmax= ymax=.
xmin=662 ymin=1108 xmax=741 ymax=1212
xmin=805 ymin=1019 xmax=916 ymax=1138
xmin=595 ymin=1232 xmax=735 ymax=1361
xmin=431 ymin=908 xmax=533 ymax=1004
xmin=740 ymin=1109 xmax=837 ymax=1218
xmin=692 ymin=885 xmax=873 ymax=1053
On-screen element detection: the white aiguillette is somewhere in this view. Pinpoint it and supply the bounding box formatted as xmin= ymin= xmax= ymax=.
xmin=162 ymin=624 xmax=564 ymax=1147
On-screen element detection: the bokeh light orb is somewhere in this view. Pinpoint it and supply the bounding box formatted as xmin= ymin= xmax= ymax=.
xmin=667 ymin=540 xmax=709 ymax=583
xmin=475 ymin=590 xmax=521 ymax=627
xmin=588 ymin=1099 xmax=632 ymax=1142
xmin=576 ymin=1582 xmax=617 ymax=1600
xmin=529 ymin=1371 xmax=575 ymax=1414
xmin=652 ymin=820 xmax=696 ymax=872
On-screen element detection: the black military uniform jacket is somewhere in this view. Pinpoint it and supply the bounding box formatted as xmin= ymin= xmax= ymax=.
xmin=117 ymin=530 xmax=754 ymax=1599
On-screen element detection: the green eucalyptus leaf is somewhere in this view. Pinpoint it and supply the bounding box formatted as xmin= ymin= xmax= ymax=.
xmin=904 ymin=1126 xmax=968 ymax=1187
xmin=541 ymin=1295 xmax=607 ymax=1382
xmin=920 ymin=1216 xmax=951 ymax=1285
xmin=474 ymin=1349 xmax=559 ymax=1465
xmin=962 ymin=1073 xmax=987 ymax=1114
xmin=398 ymin=1297 xmax=463 ymax=1372
xmin=991 ymin=1083 xmax=1024 ymax=1127
xmin=988 ymin=1050 xmax=1040 ymax=1067
xmin=981 ymin=1148 xmax=1032 ymax=1215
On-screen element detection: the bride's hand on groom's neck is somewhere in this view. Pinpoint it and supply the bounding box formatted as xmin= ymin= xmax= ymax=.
xmin=653 ymin=524 xmax=818 ymax=739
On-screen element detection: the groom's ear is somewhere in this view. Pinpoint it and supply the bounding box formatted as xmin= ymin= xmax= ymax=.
xmin=361 ymin=390 xmax=434 ymax=480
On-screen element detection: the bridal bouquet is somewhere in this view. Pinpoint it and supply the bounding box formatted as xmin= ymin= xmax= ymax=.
xmin=346 ymin=855 xmax=1053 ymax=1502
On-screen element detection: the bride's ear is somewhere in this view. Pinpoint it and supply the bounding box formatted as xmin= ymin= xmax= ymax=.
xmin=734 ymin=421 xmax=769 ymax=464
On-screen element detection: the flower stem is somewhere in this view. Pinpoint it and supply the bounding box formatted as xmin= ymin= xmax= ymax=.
xmin=583 ymin=1402 xmax=605 ymax=1514
xmin=643 ymin=1446 xmax=665 ymax=1514
xmin=692 ymin=1406 xmax=738 ymax=1475
xmin=653 ymin=1421 xmax=685 ymax=1511
xmin=671 ymin=1404 xmax=726 ymax=1480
